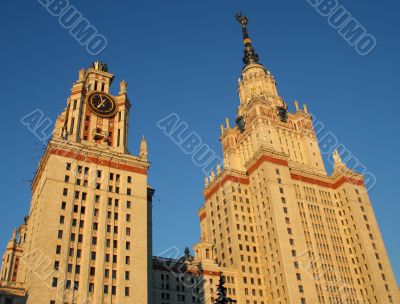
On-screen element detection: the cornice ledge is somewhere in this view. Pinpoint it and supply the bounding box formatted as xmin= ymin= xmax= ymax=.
xmin=202 ymin=167 xmax=247 ymax=197
xmin=245 ymin=146 xmax=289 ymax=171
xmin=331 ymin=167 xmax=365 ymax=184
xmin=50 ymin=139 xmax=150 ymax=170
xmin=290 ymin=166 xmax=333 ymax=184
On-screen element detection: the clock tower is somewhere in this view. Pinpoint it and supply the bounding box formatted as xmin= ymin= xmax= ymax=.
xmin=1 ymin=62 xmax=154 ymax=304
xmin=55 ymin=61 xmax=131 ymax=154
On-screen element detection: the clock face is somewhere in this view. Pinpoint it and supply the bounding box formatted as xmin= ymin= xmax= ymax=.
xmin=87 ymin=92 xmax=117 ymax=118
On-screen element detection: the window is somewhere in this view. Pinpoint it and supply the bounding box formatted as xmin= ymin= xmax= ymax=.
xmin=125 ymin=287 xmax=130 ymax=296
xmin=127 ymin=201 xmax=131 ymax=208
xmin=52 ymin=277 xmax=58 ymax=287
xmin=57 ymin=230 xmax=63 ymax=239
xmin=127 ymin=176 xmax=132 ymax=183
xmin=54 ymin=261 xmax=60 ymax=270
xmin=104 ymin=285 xmax=109 ymax=294
xmin=59 ymin=216 xmax=65 ymax=224
xmin=125 ymin=271 xmax=130 ymax=280
xmin=66 ymin=163 xmax=71 ymax=171
xmin=63 ymin=188 xmax=68 ymax=196
xmin=61 ymin=201 xmax=66 ymax=209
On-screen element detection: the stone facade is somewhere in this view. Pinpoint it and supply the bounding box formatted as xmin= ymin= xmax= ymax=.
xmin=198 ymin=16 xmax=400 ymax=304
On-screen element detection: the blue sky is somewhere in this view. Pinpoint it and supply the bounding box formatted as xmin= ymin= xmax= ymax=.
xmin=1 ymin=1 xmax=399 ymax=284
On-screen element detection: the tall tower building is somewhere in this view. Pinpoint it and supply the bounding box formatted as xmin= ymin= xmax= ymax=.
xmin=197 ymin=14 xmax=400 ymax=304
xmin=1 ymin=62 xmax=154 ymax=304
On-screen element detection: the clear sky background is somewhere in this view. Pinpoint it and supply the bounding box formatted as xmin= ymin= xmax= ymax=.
xmin=1 ymin=0 xmax=399 ymax=284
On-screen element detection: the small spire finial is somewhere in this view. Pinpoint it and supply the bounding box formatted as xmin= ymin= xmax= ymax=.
xmin=78 ymin=68 xmax=85 ymax=81
xmin=294 ymin=100 xmax=300 ymax=111
xmin=120 ymin=79 xmax=127 ymax=94
xmin=333 ymin=150 xmax=343 ymax=164
xmin=140 ymin=136 xmax=148 ymax=160
xmin=235 ymin=13 xmax=259 ymax=66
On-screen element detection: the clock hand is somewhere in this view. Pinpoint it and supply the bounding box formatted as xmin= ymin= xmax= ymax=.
xmin=97 ymin=95 xmax=106 ymax=109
